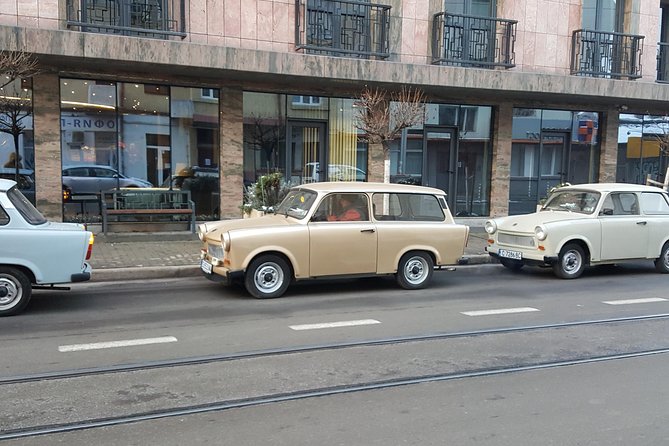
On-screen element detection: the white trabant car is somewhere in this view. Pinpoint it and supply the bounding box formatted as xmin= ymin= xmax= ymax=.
xmin=0 ymin=179 xmax=94 ymax=316
xmin=485 ymin=183 xmax=669 ymax=279
xmin=198 ymin=182 xmax=470 ymax=298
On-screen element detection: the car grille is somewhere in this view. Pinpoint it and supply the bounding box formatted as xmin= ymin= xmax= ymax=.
xmin=498 ymin=232 xmax=535 ymax=247
xmin=207 ymin=243 xmax=225 ymax=260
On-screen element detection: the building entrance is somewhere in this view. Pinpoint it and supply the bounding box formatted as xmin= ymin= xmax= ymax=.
xmin=423 ymin=127 xmax=458 ymax=210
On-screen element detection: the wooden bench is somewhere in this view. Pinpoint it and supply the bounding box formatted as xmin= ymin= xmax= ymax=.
xmin=101 ymin=189 xmax=196 ymax=234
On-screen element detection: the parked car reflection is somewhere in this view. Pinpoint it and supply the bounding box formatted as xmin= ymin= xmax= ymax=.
xmin=0 ymin=167 xmax=35 ymax=204
xmin=62 ymin=165 xmax=153 ymax=195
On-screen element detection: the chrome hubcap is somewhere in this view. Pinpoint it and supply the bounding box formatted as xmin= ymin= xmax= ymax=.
xmin=0 ymin=277 xmax=20 ymax=309
xmin=404 ymin=257 xmax=427 ymax=285
xmin=562 ymin=250 xmax=582 ymax=274
xmin=254 ymin=262 xmax=283 ymax=293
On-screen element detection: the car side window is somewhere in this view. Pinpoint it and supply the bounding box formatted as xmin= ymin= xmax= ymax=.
xmin=67 ymin=167 xmax=90 ymax=177
xmin=602 ymin=193 xmax=638 ymax=215
xmin=0 ymin=205 xmax=8 ymax=225
xmin=640 ymin=193 xmax=669 ymax=214
xmin=93 ymin=168 xmax=115 ymax=178
xmin=314 ymin=193 xmax=368 ymax=222
xmin=372 ymin=193 xmax=403 ymax=220
xmin=372 ymin=193 xmax=444 ymax=221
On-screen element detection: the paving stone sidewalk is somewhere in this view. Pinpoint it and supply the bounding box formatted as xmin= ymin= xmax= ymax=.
xmin=88 ymin=229 xmax=491 ymax=282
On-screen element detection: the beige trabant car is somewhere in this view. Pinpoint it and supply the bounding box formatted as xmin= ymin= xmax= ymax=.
xmin=198 ymin=182 xmax=470 ymax=298
xmin=485 ymin=183 xmax=669 ymax=279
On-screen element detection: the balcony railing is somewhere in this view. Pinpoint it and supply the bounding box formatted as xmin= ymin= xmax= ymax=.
xmin=295 ymin=0 xmax=391 ymax=59
xmin=66 ymin=0 xmax=186 ymax=39
xmin=570 ymin=29 xmax=643 ymax=79
xmin=657 ymin=42 xmax=669 ymax=83
xmin=432 ymin=12 xmax=517 ymax=68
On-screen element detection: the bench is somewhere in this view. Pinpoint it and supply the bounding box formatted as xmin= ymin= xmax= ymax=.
xmin=646 ymin=167 xmax=669 ymax=191
xmin=101 ymin=189 xmax=196 ymax=234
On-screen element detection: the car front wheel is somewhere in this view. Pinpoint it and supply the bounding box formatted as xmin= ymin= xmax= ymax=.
xmin=553 ymin=243 xmax=586 ymax=279
xmin=397 ymin=252 xmax=434 ymax=290
xmin=0 ymin=267 xmax=32 ymax=317
xmin=244 ymin=255 xmax=291 ymax=299
xmin=655 ymin=243 xmax=669 ymax=273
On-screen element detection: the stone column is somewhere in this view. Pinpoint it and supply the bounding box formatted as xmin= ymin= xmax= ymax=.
xmin=219 ymin=88 xmax=244 ymax=219
xmin=32 ymin=72 xmax=63 ymax=221
xmin=489 ymin=103 xmax=513 ymax=217
xmin=598 ymin=107 xmax=619 ymax=183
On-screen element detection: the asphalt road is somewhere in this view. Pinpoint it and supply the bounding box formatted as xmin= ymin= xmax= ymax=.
xmin=2 ymin=262 xmax=669 ymax=444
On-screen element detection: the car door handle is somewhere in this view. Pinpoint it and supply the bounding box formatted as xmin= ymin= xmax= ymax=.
xmin=360 ymin=228 xmax=376 ymax=233
xmin=636 ymin=221 xmax=647 ymax=225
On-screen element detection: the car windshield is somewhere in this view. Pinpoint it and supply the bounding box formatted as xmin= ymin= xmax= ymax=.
xmin=274 ymin=189 xmax=317 ymax=219
xmin=543 ymin=190 xmax=600 ymax=214
xmin=7 ymin=186 xmax=47 ymax=225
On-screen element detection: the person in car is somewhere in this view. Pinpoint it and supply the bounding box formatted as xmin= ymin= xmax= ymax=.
xmin=327 ymin=194 xmax=362 ymax=221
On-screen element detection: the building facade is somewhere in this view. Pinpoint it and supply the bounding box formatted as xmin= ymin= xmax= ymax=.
xmin=1 ymin=0 xmax=668 ymax=225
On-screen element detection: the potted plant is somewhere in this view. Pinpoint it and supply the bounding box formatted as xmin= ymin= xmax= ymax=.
xmin=242 ymin=172 xmax=291 ymax=218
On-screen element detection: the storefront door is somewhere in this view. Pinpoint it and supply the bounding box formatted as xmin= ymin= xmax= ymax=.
xmin=423 ymin=127 xmax=458 ymax=209
xmin=287 ymin=121 xmax=327 ymax=184
xmin=538 ymin=132 xmax=569 ymax=200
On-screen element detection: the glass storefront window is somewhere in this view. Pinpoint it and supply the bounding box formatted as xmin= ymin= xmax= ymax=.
xmin=617 ymin=114 xmax=669 ymax=185
xmin=510 ymin=108 xmax=600 ymax=215
xmin=0 ymin=78 xmax=34 ymax=204
xmin=61 ymin=79 xmax=221 ymax=222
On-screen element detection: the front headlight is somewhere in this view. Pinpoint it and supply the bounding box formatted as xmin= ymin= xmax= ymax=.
xmin=535 ymin=225 xmax=547 ymax=241
xmin=484 ymin=220 xmax=497 ymax=234
xmin=222 ymin=232 xmax=231 ymax=251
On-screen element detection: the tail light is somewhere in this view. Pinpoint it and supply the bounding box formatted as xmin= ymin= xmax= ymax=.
xmin=86 ymin=233 xmax=94 ymax=260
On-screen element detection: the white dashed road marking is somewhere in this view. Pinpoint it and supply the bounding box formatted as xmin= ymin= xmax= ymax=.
xmin=603 ymin=298 xmax=667 ymax=305
xmin=461 ymin=307 xmax=540 ymax=317
xmin=58 ymin=336 xmax=178 ymax=352
xmin=289 ymin=319 xmax=381 ymax=331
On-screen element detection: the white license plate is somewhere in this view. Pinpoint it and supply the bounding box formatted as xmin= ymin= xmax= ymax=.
xmin=498 ymin=249 xmax=522 ymax=260
xmin=200 ymin=259 xmax=213 ymax=274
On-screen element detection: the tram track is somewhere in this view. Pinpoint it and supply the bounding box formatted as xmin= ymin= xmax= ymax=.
xmin=3 ymin=313 xmax=669 ymax=441
xmin=3 ymin=312 xmax=669 ymax=386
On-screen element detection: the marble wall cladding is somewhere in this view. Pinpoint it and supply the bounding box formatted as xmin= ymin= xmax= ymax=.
xmin=219 ymin=89 xmax=244 ymax=219
xmin=489 ymin=103 xmax=513 ymax=217
xmin=0 ymin=0 xmax=663 ymax=82
xmin=32 ymin=72 xmax=63 ymax=221
xmin=598 ymin=108 xmax=619 ymax=183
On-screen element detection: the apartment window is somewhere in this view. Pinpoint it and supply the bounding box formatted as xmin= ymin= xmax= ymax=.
xmin=582 ymin=0 xmax=625 ymax=32
xmin=201 ymin=88 xmax=219 ymax=100
xmin=292 ymin=96 xmax=321 ymax=106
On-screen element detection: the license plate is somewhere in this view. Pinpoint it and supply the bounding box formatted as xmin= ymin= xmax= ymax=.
xmin=498 ymin=249 xmax=522 ymax=260
xmin=200 ymin=259 xmax=213 ymax=274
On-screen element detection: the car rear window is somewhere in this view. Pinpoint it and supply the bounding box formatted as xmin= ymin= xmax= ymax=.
xmin=640 ymin=192 xmax=669 ymax=214
xmin=0 ymin=205 xmax=8 ymax=225
xmin=7 ymin=186 xmax=47 ymax=225
xmin=372 ymin=193 xmax=444 ymax=221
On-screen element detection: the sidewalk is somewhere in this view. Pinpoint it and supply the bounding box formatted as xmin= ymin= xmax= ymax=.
xmin=89 ymin=229 xmax=492 ymax=282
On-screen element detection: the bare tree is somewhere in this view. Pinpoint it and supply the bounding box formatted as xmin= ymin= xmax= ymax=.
xmin=0 ymin=51 xmax=39 ymax=182
xmin=354 ymin=86 xmax=426 ymax=182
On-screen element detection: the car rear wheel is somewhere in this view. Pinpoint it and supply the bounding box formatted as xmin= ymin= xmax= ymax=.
xmin=553 ymin=243 xmax=586 ymax=279
xmin=397 ymin=252 xmax=434 ymax=290
xmin=0 ymin=267 xmax=32 ymax=317
xmin=500 ymin=258 xmax=524 ymax=272
xmin=244 ymin=255 xmax=291 ymax=299
xmin=655 ymin=243 xmax=669 ymax=274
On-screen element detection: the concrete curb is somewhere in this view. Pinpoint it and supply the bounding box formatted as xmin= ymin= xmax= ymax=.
xmin=91 ymin=265 xmax=201 ymax=282
xmin=90 ymin=254 xmax=494 ymax=282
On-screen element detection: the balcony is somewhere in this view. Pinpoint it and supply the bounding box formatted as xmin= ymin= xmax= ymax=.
xmin=657 ymin=42 xmax=669 ymax=83
xmin=431 ymin=12 xmax=517 ymax=68
xmin=570 ymin=29 xmax=643 ymax=79
xmin=295 ymin=0 xmax=391 ymax=59
xmin=66 ymin=0 xmax=186 ymax=39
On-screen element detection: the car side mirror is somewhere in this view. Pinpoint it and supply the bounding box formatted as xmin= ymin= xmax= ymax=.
xmin=600 ymin=208 xmax=613 ymax=216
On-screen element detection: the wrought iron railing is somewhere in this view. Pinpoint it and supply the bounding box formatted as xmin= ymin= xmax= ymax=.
xmin=66 ymin=0 xmax=186 ymax=39
xmin=657 ymin=42 xmax=669 ymax=83
xmin=295 ymin=0 xmax=391 ymax=59
xmin=570 ymin=29 xmax=643 ymax=79
xmin=432 ymin=12 xmax=517 ymax=68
